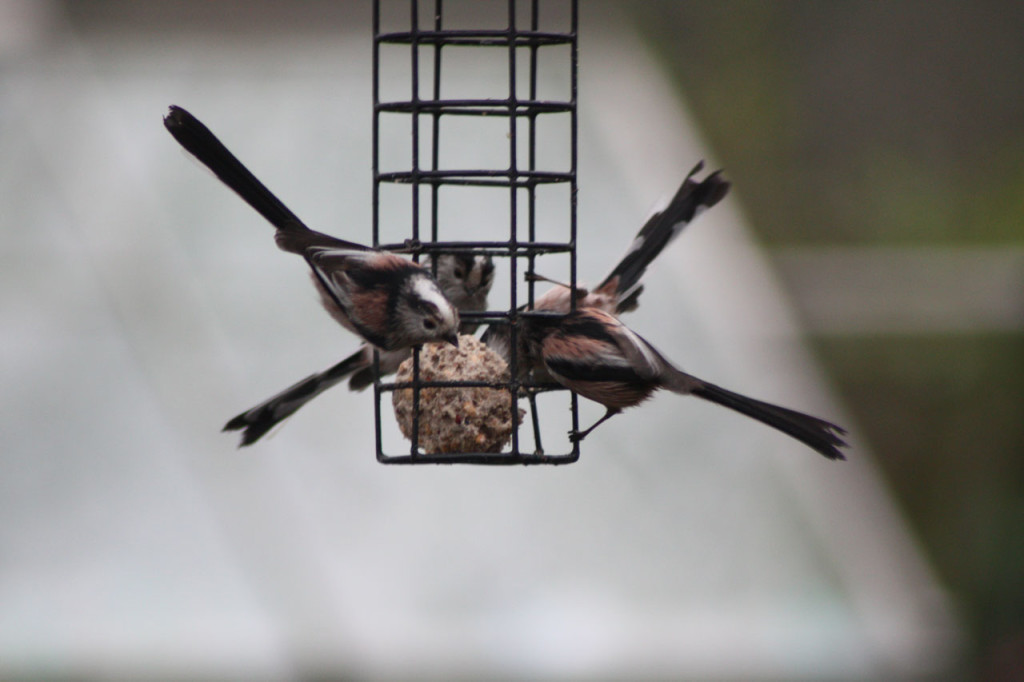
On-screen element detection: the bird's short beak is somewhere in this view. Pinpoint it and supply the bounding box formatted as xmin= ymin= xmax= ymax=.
xmin=445 ymin=333 xmax=460 ymax=348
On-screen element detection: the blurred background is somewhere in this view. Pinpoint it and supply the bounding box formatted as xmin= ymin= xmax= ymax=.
xmin=1 ymin=0 xmax=1019 ymax=679
xmin=631 ymin=2 xmax=1024 ymax=678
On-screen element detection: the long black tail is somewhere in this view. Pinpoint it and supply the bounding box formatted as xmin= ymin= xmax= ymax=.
xmin=691 ymin=381 xmax=848 ymax=460
xmin=599 ymin=161 xmax=731 ymax=312
xmin=223 ymin=348 xmax=368 ymax=447
xmin=164 ymin=105 xmax=307 ymax=233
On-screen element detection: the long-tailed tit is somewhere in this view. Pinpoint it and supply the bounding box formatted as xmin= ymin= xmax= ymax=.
xmin=524 ymin=308 xmax=848 ymax=460
xmin=340 ymin=251 xmax=495 ymax=389
xmin=483 ymin=161 xmax=730 ymax=378
xmin=164 ymin=105 xmax=460 ymax=352
xmin=431 ymin=253 xmax=496 ymax=334
xmin=223 ymin=252 xmax=494 ymax=446
xmin=164 ymin=106 xmax=466 ymax=445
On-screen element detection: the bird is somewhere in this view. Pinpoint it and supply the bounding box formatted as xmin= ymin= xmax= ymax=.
xmin=221 ymin=252 xmax=494 ymax=446
xmin=342 ymin=252 xmax=495 ymax=389
xmin=524 ymin=308 xmax=848 ymax=460
xmin=163 ymin=105 xmax=463 ymax=441
xmin=482 ymin=160 xmax=730 ymax=381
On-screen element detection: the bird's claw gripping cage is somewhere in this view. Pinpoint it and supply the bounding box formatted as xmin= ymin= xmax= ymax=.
xmin=372 ymin=0 xmax=580 ymax=464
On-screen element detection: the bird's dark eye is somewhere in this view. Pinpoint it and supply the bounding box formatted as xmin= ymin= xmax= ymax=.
xmin=423 ymin=318 xmax=437 ymax=331
xmin=453 ymin=267 xmax=466 ymax=280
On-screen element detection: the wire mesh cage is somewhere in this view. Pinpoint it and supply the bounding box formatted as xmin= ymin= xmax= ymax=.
xmin=372 ymin=0 xmax=580 ymax=464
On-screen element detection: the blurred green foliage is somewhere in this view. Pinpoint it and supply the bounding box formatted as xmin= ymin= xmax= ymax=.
xmin=632 ymin=1 xmax=1024 ymax=676
xmin=817 ymin=335 xmax=1024 ymax=653
xmin=633 ymin=1 xmax=1024 ymax=245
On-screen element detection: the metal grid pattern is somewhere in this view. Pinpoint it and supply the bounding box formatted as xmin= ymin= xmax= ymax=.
xmin=372 ymin=0 xmax=579 ymax=464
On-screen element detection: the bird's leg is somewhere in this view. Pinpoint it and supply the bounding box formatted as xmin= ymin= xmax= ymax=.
xmin=569 ymin=407 xmax=621 ymax=443
xmin=525 ymin=270 xmax=566 ymax=286
xmin=525 ymin=271 xmax=590 ymax=298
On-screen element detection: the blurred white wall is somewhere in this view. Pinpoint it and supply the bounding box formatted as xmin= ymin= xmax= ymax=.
xmin=0 ymin=1 xmax=958 ymax=679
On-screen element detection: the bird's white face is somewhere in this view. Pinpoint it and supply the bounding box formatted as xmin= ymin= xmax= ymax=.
xmin=395 ymin=275 xmax=461 ymax=347
xmin=431 ymin=254 xmax=495 ymax=312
